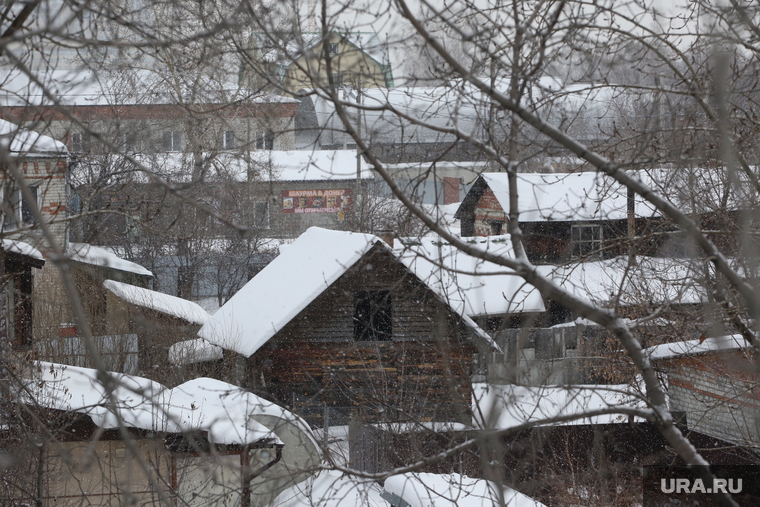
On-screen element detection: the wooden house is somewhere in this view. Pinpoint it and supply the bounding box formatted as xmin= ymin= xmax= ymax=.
xmin=198 ymin=227 xmax=495 ymax=425
xmin=454 ymin=172 xmax=673 ymax=263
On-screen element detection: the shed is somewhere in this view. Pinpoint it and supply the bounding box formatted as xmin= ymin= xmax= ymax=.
xmin=199 ymin=227 xmax=494 ymax=425
xmin=645 ymin=334 xmax=758 ymax=446
xmin=10 ymin=361 xmax=321 ymax=507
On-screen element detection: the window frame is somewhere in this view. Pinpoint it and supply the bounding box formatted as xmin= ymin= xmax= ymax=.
xmin=222 ymin=130 xmax=235 ymax=150
xmin=570 ymin=223 xmax=603 ymax=259
xmin=3 ymin=184 xmax=39 ymax=230
xmin=163 ymin=130 xmax=182 ymax=152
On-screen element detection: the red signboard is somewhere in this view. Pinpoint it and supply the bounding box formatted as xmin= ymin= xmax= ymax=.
xmin=281 ymin=189 xmax=352 ymax=213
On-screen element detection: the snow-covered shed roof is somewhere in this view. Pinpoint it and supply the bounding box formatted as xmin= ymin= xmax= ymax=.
xmin=535 ymin=256 xmax=708 ymax=306
xmin=3 ymin=239 xmax=44 ymax=261
xmin=645 ymin=334 xmax=748 ymax=361
xmin=383 ymin=473 xmax=545 ymax=507
xmin=472 ymin=383 xmax=646 ymax=429
xmin=103 ymin=279 xmax=209 ymax=325
xmin=68 ymin=243 xmax=153 ymax=277
xmin=199 ymin=227 xmax=493 ymax=358
xmin=395 ymin=235 xmax=545 ymax=317
xmin=27 ymin=362 xmax=281 ymax=445
xmin=0 ymin=118 xmax=67 ymax=155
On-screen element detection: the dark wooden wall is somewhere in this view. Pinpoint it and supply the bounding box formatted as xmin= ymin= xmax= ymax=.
xmin=247 ymin=244 xmax=477 ymax=425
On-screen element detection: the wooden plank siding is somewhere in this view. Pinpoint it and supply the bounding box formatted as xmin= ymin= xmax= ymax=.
xmin=247 ymin=243 xmax=477 ymax=425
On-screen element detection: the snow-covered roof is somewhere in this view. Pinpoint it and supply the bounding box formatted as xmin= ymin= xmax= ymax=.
xmin=199 ymin=228 xmax=386 ymax=357
xmin=199 ymin=227 xmax=493 ymax=358
xmin=270 ymin=469 xmax=389 ymax=507
xmin=0 ymin=118 xmax=67 ymax=155
xmin=472 ymin=383 xmax=646 ymax=429
xmin=645 ymin=334 xmax=748 ymax=360
xmin=395 ymin=235 xmax=545 ymax=317
xmin=478 ymin=172 xmax=659 ymax=222
xmin=103 ymin=279 xmax=209 ymax=325
xmin=168 ymin=338 xmax=224 ymax=365
xmin=0 ymin=68 xmax=295 ymax=107
xmin=27 ymin=362 xmax=282 ymax=445
xmin=535 ymin=256 xmax=708 ymax=306
xmin=383 ymin=473 xmax=545 ymax=507
xmin=3 ymin=239 xmax=44 ymax=261
xmin=68 ymin=243 xmax=153 ymax=277
xmin=129 ymin=150 xmax=372 ymax=183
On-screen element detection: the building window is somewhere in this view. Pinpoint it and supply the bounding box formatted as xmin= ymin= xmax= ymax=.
xmin=3 ymin=185 xmax=39 ymax=230
xmin=163 ymin=130 xmax=182 ymax=152
xmin=222 ymin=130 xmax=235 ymax=150
xmin=253 ymin=201 xmax=270 ymax=229
xmin=329 ymin=43 xmax=339 ymax=55
xmin=7 ymin=264 xmax=33 ymax=347
xmin=571 ymin=223 xmax=602 ymax=259
xmin=255 ymin=131 xmax=274 ymax=150
xmin=487 ymin=220 xmax=504 ymax=235
xmin=71 ymin=132 xmax=88 ymax=153
xmin=354 ymin=290 xmax=392 ymax=341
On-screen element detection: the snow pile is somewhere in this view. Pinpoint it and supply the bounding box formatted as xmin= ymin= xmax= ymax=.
xmin=28 ymin=362 xmax=280 ymax=445
xmin=396 ymin=235 xmax=545 ymax=317
xmin=0 ymin=118 xmax=67 ymax=155
xmin=645 ymin=334 xmax=747 ymax=360
xmin=68 ymin=243 xmax=153 ymax=277
xmin=473 ymin=383 xmax=646 ymax=429
xmin=383 ymin=473 xmax=545 ymax=507
xmin=270 ymin=470 xmax=388 ymax=507
xmin=104 ymin=279 xmax=209 ymax=325
xmin=3 ymin=239 xmax=44 ymax=261
xmin=168 ymin=338 xmax=224 ymax=365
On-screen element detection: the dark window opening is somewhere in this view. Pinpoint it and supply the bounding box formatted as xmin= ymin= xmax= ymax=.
xmin=488 ymin=220 xmax=504 ymax=235
xmin=71 ymin=132 xmax=89 ymax=153
xmin=329 ymin=43 xmax=339 ymax=55
xmin=7 ymin=264 xmax=33 ymax=347
xmin=354 ymin=290 xmax=392 ymax=341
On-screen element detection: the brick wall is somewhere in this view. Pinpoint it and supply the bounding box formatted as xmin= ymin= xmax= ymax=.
xmin=473 ymin=188 xmax=507 ymax=236
xmin=661 ymin=352 xmax=760 ymax=445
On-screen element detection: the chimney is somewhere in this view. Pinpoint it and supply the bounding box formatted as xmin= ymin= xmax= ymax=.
xmin=444 ymin=177 xmax=461 ymax=205
xmin=375 ymin=230 xmax=395 ymax=247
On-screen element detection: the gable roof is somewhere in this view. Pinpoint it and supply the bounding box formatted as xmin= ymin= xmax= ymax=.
xmin=395 ymin=235 xmax=545 ymax=316
xmin=456 ymin=172 xmax=659 ymax=222
xmin=198 ymin=227 xmax=493 ymax=358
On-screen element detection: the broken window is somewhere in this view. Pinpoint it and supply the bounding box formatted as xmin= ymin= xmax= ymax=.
xmin=571 ymin=223 xmax=602 ymax=259
xmin=354 ymin=290 xmax=392 ymax=341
